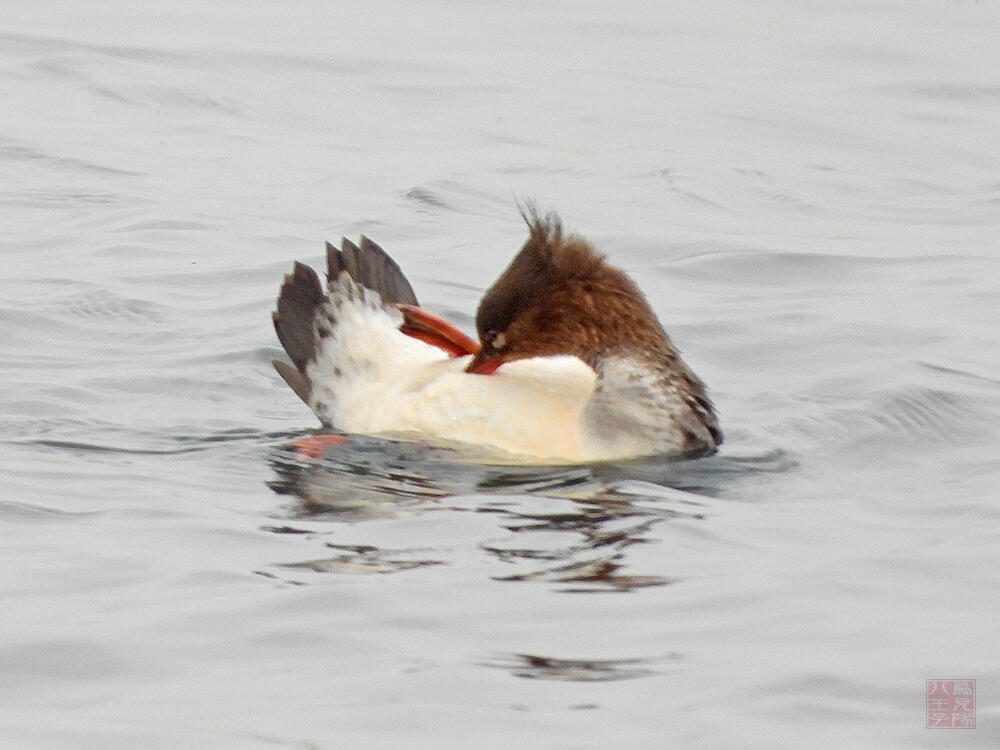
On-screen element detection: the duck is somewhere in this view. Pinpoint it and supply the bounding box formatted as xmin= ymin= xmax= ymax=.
xmin=272 ymin=209 xmax=722 ymax=463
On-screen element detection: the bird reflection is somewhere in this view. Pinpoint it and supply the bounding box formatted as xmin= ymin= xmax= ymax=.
xmin=263 ymin=433 xmax=781 ymax=591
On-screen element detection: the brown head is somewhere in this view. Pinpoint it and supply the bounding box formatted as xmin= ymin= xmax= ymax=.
xmin=466 ymin=211 xmax=674 ymax=374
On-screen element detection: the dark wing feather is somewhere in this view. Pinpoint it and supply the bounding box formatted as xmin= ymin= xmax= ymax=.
xmin=273 ymin=237 xmax=417 ymax=407
xmin=272 ymin=261 xmax=324 ymax=371
xmin=327 ymin=236 xmax=418 ymax=307
xmin=272 ymin=357 xmax=311 ymax=405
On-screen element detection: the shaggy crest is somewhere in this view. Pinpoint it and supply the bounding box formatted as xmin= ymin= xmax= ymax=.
xmin=476 ymin=208 xmax=622 ymax=341
xmin=516 ymin=204 xmax=607 ymax=282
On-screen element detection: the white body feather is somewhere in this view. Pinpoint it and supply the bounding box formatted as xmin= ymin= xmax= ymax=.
xmin=302 ymin=278 xmax=669 ymax=463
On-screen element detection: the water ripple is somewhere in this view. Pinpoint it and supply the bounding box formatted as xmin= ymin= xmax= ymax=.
xmin=277 ymin=544 xmax=443 ymax=575
xmin=482 ymin=652 xmax=678 ymax=682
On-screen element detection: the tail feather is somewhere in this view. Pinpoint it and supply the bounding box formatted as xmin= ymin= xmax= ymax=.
xmin=273 ymin=237 xmax=418 ymax=407
xmin=327 ymin=236 xmax=418 ymax=307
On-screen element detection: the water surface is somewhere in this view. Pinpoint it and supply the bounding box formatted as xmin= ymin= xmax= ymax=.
xmin=3 ymin=2 xmax=999 ymax=748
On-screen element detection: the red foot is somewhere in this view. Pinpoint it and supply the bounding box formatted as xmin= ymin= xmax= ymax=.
xmin=289 ymin=434 xmax=349 ymax=459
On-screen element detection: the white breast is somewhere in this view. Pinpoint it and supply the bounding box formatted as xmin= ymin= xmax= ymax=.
xmin=304 ymin=294 xmax=603 ymax=463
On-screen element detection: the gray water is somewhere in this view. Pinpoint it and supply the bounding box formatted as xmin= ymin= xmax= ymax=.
xmin=3 ymin=2 xmax=1000 ymax=748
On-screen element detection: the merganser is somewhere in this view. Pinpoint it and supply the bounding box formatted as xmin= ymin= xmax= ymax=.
xmin=272 ymin=210 xmax=722 ymax=463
